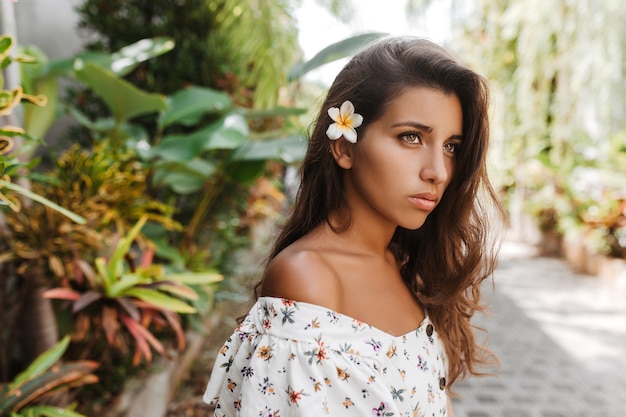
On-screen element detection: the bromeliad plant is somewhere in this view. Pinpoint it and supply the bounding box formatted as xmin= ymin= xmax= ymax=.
xmin=0 ymin=336 xmax=98 ymax=417
xmin=43 ymin=216 xmax=223 ymax=366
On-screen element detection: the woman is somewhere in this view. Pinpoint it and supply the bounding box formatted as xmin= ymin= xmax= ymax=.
xmin=204 ymin=36 xmax=503 ymax=416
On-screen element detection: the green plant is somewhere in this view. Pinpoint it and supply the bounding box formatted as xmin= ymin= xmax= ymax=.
xmin=55 ymin=43 xmax=307 ymax=264
xmin=43 ymin=216 xmax=222 ymax=365
xmin=0 ymin=336 xmax=98 ymax=417
xmin=75 ymin=0 xmax=299 ymax=108
xmin=0 ymin=34 xmax=84 ymax=224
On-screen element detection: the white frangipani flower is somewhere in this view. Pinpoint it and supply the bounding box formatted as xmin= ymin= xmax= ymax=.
xmin=325 ymin=100 xmax=363 ymax=143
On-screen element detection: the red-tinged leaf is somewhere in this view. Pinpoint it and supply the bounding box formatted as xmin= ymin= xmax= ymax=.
xmin=141 ymin=309 xmax=154 ymax=328
xmin=125 ymin=314 xmax=170 ymax=360
xmin=4 ymin=361 xmax=99 ymax=413
xmin=64 ymin=373 xmax=100 ymax=388
xmin=72 ymin=291 xmax=103 ymax=313
xmin=9 ymin=336 xmax=70 ymax=391
xmin=101 ymin=306 xmax=119 ymax=344
xmin=150 ymin=314 xmax=167 ymax=327
xmin=120 ymin=314 xmax=153 ymax=364
xmin=116 ymin=296 xmax=141 ymax=321
xmin=161 ymin=309 xmax=185 ymax=350
xmin=156 ymin=283 xmax=199 ymax=300
xmin=42 ymin=288 xmax=81 ymax=301
xmin=139 ymin=248 xmax=154 ymax=268
xmin=75 ymin=258 xmax=97 ymax=288
xmin=73 ymin=257 xmax=84 ymax=286
xmin=73 ymin=313 xmax=91 ymax=341
xmin=133 ymin=299 xmax=161 ymax=311
xmin=132 ymin=346 xmax=142 ymax=366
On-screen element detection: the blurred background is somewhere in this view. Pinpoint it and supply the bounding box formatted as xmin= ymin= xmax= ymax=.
xmin=0 ymin=0 xmax=624 ymax=416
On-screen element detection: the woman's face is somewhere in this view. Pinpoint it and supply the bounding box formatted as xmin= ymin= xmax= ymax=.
xmin=344 ymin=86 xmax=463 ymax=231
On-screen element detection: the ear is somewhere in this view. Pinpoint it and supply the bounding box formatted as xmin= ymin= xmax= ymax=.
xmin=329 ymin=138 xmax=354 ymax=169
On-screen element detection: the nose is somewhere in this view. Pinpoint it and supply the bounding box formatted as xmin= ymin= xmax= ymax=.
xmin=419 ymin=150 xmax=449 ymax=185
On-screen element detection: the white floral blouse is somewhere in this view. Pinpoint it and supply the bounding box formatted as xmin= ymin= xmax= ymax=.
xmin=204 ymin=297 xmax=449 ymax=416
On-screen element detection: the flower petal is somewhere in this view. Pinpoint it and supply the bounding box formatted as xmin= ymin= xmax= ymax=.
xmin=326 ymin=123 xmax=343 ymax=140
xmin=350 ymin=113 xmax=363 ymax=128
xmin=339 ymin=100 xmax=355 ymax=117
xmin=342 ymin=127 xmax=358 ymax=143
xmin=327 ymin=106 xmax=340 ymax=122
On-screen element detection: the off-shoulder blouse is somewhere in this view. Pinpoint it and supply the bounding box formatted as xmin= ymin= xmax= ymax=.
xmin=204 ymin=296 xmax=449 ymax=416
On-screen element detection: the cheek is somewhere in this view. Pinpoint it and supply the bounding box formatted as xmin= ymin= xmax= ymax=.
xmin=444 ymin=160 xmax=456 ymax=188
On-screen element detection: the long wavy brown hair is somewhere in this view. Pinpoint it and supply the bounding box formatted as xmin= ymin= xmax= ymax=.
xmin=258 ymin=37 xmax=504 ymax=388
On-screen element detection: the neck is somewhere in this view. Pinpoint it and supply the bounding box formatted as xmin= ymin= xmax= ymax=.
xmin=328 ymin=208 xmax=397 ymax=259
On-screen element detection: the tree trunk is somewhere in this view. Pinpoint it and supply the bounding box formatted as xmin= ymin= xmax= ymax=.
xmin=18 ymin=263 xmax=59 ymax=362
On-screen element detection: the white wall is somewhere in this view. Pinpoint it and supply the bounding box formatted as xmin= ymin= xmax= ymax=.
xmin=15 ymin=0 xmax=87 ymax=59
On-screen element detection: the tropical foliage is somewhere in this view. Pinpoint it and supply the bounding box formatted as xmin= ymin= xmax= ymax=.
xmin=0 ymin=336 xmax=97 ymax=417
xmin=42 ymin=216 xmax=222 ymax=366
xmin=452 ymin=0 xmax=626 ymax=258
xmin=74 ymin=0 xmax=299 ymax=108
xmin=2 ymin=0 xmax=322 ymax=410
xmin=0 ymin=34 xmax=85 ymax=223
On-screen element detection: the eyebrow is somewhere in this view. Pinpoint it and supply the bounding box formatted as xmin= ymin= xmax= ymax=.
xmin=392 ymin=121 xmax=433 ymax=132
xmin=392 ymin=121 xmax=463 ymax=141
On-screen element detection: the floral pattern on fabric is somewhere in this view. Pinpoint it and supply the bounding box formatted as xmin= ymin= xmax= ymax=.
xmin=204 ymin=297 xmax=449 ymax=416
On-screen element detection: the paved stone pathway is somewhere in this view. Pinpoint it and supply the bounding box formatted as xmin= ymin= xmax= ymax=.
xmin=452 ymin=242 xmax=626 ymax=417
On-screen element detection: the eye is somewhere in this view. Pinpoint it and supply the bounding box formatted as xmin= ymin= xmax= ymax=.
xmin=399 ymin=131 xmax=422 ymax=144
xmin=443 ymin=142 xmax=460 ymax=155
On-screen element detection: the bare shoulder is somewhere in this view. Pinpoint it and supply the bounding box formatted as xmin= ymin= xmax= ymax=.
xmin=260 ymin=244 xmax=342 ymax=310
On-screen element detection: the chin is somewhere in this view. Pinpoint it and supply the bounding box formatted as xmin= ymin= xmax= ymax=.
xmin=402 ymin=218 xmax=427 ymax=231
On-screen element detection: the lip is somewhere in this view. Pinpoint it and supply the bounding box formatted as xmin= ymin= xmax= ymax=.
xmin=408 ymin=192 xmax=439 ymax=211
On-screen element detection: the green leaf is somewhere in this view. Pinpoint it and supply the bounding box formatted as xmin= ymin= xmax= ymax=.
xmin=1 ymin=163 xmax=24 ymax=177
xmin=0 ymin=35 xmax=14 ymax=61
xmin=159 ymin=86 xmax=232 ymax=128
xmin=152 ymin=171 xmax=204 ymax=195
xmin=204 ymin=114 xmax=248 ymax=150
xmin=165 ymin=272 xmax=223 ymax=285
xmin=111 ymin=37 xmax=175 ymax=76
xmin=239 ymin=106 xmax=307 ymax=119
xmin=94 ymin=257 xmax=109 ymax=293
xmin=229 ymin=160 xmax=267 ymax=184
xmin=152 ymin=113 xmax=249 ymax=160
xmin=0 ymin=179 xmax=86 ymax=224
xmin=73 ymin=61 xmax=167 ymax=123
xmin=45 ymin=51 xmax=114 ymax=78
xmin=122 ymin=288 xmax=197 ymax=313
xmin=150 ymin=125 xmax=215 ymax=162
xmin=289 ymin=32 xmax=388 ymax=81
xmin=9 ymin=336 xmax=70 ymax=391
xmin=157 ymin=283 xmax=199 ymax=300
xmin=23 ymin=75 xmax=58 ymax=140
xmin=2 ymin=361 xmax=97 ymax=415
xmin=148 ymin=238 xmax=186 ymax=268
xmin=109 ymin=273 xmax=149 ymax=298
xmin=153 ymin=159 xmax=216 ymax=194
xmin=22 ymin=405 xmax=87 ymax=417
xmin=106 ymin=216 xmax=148 ymax=286
xmin=45 ymin=38 xmax=174 ymax=78
xmin=231 ymin=135 xmax=307 ymax=163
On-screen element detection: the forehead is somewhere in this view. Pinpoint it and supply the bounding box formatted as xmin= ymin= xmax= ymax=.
xmin=377 ymin=86 xmax=463 ymax=132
